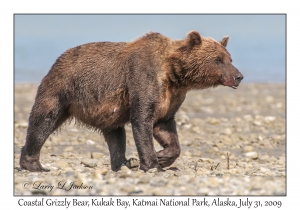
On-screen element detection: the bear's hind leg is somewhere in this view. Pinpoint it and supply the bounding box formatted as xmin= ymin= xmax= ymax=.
xmin=103 ymin=127 xmax=127 ymax=171
xmin=153 ymin=118 xmax=181 ymax=168
xmin=20 ymin=98 xmax=69 ymax=172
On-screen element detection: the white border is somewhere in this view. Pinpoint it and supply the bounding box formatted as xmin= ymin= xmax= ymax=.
xmin=2 ymin=0 xmax=296 ymax=209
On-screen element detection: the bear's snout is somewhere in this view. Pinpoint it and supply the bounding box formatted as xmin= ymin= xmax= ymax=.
xmin=234 ymin=73 xmax=243 ymax=83
xmin=231 ymin=72 xmax=244 ymax=89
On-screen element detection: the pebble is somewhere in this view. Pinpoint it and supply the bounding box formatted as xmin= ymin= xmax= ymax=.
xmin=81 ymin=158 xmax=98 ymax=168
xmin=86 ymin=140 xmax=95 ymax=145
xmin=91 ymin=152 xmax=104 ymax=159
xmin=243 ymin=146 xmax=254 ymax=153
xmin=245 ymin=151 xmax=259 ymax=160
xmin=64 ymin=146 xmax=74 ymax=152
xmin=56 ymin=160 xmax=69 ymax=168
xmin=125 ymin=158 xmax=140 ymax=169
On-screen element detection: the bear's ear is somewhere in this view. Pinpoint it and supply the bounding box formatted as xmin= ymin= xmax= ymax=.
xmin=220 ymin=36 xmax=229 ymax=47
xmin=186 ymin=31 xmax=202 ymax=48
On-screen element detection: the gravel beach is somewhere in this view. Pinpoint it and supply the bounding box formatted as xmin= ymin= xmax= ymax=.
xmin=14 ymin=82 xmax=286 ymax=196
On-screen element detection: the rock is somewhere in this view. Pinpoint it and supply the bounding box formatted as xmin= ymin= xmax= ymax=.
xmin=243 ymin=146 xmax=254 ymax=153
xmin=137 ymin=175 xmax=151 ymax=184
xmin=125 ymin=158 xmax=140 ymax=169
xmin=207 ymin=177 xmax=221 ymax=187
xmin=260 ymin=154 xmax=270 ymax=161
xmin=86 ymin=140 xmax=95 ymax=145
xmin=243 ymin=115 xmax=253 ymax=121
xmin=192 ymin=126 xmax=201 ymax=133
xmin=206 ymin=117 xmax=220 ymax=125
xmin=264 ymin=116 xmax=276 ymax=122
xmin=93 ymin=170 xmax=103 ymax=179
xmin=245 ymin=151 xmax=259 ymax=160
xmin=147 ymin=168 xmax=158 ymax=173
xmin=101 ymin=158 xmax=110 ymax=166
xmin=260 ymin=167 xmax=270 ymax=173
xmin=81 ymin=158 xmax=98 ymax=168
xmin=197 ymin=187 xmax=210 ymax=195
xmin=56 ymin=161 xmax=69 ymax=168
xmin=97 ymin=168 xmax=109 ymax=175
xmin=120 ymin=165 xmax=131 ymax=173
xmin=120 ymin=185 xmax=136 ymax=193
xmin=64 ymin=146 xmax=74 ymax=152
xmin=222 ymin=128 xmax=232 ymax=135
xmin=16 ymin=122 xmax=28 ymax=128
xmin=91 ymin=152 xmax=104 ymax=159
xmin=258 ymin=135 xmax=264 ymax=141
xmin=253 ymin=120 xmax=262 ymax=126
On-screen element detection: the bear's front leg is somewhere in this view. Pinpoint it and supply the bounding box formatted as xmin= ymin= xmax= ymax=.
xmin=153 ymin=118 xmax=181 ymax=168
xmin=130 ymin=102 xmax=163 ymax=172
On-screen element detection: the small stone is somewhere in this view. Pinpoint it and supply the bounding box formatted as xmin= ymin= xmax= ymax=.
xmin=56 ymin=160 xmax=69 ymax=168
xmin=91 ymin=152 xmax=104 ymax=159
xmin=93 ymin=170 xmax=103 ymax=179
xmin=243 ymin=146 xmax=254 ymax=153
xmin=147 ymin=168 xmax=158 ymax=173
xmin=264 ymin=116 xmax=276 ymax=122
xmin=120 ymin=185 xmax=136 ymax=193
xmin=152 ymin=188 xmax=167 ymax=196
xmin=258 ymin=135 xmax=264 ymax=141
xmin=138 ymin=175 xmax=151 ymax=184
xmin=16 ymin=122 xmax=28 ymax=128
xmin=81 ymin=158 xmax=98 ymax=168
xmin=197 ymin=187 xmax=210 ymax=195
xmin=165 ymin=170 xmax=176 ymax=176
xmin=86 ymin=139 xmax=95 ymax=145
xmin=260 ymin=167 xmax=270 ymax=173
xmin=222 ymin=128 xmax=232 ymax=135
xmin=97 ymin=168 xmax=109 ymax=175
xmin=265 ymin=96 xmax=274 ymax=102
xmin=228 ymin=169 xmax=238 ymax=174
xmin=64 ymin=146 xmax=74 ymax=152
xmin=260 ymin=154 xmax=270 ymax=161
xmin=120 ymin=165 xmax=131 ymax=173
xmin=245 ymin=151 xmax=259 ymax=160
xmin=243 ymin=115 xmax=253 ymax=121
xmin=207 ymin=177 xmax=220 ymax=187
xmin=101 ymin=158 xmax=110 ymax=166
xmin=253 ymin=120 xmax=262 ymax=126
xmin=192 ymin=126 xmax=201 ymax=133
xmin=125 ymin=158 xmax=140 ymax=169
xmin=206 ymin=118 xmax=220 ymax=125
xmin=14 ymin=167 xmax=22 ymax=172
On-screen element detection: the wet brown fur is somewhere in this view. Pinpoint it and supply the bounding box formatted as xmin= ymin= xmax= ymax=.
xmin=20 ymin=31 xmax=243 ymax=172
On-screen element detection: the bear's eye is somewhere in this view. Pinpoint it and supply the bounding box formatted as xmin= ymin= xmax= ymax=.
xmin=216 ymin=57 xmax=222 ymax=63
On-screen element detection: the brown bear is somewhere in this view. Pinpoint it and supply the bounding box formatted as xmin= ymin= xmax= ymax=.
xmin=19 ymin=31 xmax=243 ymax=172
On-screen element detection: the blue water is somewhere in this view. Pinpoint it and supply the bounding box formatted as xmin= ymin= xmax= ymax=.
xmin=14 ymin=14 xmax=285 ymax=83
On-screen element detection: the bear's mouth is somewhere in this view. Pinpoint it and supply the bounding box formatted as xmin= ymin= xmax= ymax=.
xmin=220 ymin=75 xmax=242 ymax=89
xmin=221 ymin=78 xmax=240 ymax=89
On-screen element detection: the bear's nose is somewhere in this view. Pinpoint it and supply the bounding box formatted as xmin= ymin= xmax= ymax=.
xmin=235 ymin=74 xmax=243 ymax=82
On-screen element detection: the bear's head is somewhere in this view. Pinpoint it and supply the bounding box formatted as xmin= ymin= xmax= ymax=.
xmin=170 ymin=31 xmax=243 ymax=90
